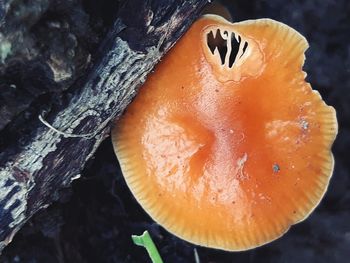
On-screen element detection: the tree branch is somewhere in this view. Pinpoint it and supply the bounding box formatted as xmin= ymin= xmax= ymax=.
xmin=0 ymin=0 xmax=208 ymax=252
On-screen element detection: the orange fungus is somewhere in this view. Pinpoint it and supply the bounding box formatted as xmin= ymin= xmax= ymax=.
xmin=111 ymin=15 xmax=338 ymax=251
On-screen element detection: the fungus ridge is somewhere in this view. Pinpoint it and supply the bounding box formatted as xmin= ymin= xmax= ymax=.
xmin=206 ymin=28 xmax=248 ymax=68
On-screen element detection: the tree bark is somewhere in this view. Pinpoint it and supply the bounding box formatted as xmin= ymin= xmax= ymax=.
xmin=0 ymin=0 xmax=208 ymax=252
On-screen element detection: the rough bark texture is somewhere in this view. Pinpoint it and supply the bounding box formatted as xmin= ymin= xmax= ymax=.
xmin=0 ymin=0 xmax=208 ymax=252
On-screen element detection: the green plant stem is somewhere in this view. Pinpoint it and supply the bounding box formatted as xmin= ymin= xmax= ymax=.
xmin=132 ymin=230 xmax=164 ymax=263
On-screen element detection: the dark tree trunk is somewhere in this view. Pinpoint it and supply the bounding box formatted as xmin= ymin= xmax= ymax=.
xmin=0 ymin=0 xmax=208 ymax=252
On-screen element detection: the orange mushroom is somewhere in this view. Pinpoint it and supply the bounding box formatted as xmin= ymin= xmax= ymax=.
xmin=112 ymin=15 xmax=338 ymax=251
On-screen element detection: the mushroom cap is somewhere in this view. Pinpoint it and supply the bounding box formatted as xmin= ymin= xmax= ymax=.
xmin=112 ymin=15 xmax=338 ymax=251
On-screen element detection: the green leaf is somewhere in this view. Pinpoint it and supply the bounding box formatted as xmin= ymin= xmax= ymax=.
xmin=132 ymin=230 xmax=164 ymax=263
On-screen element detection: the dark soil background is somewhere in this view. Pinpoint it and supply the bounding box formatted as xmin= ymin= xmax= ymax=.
xmin=1 ymin=0 xmax=350 ymax=262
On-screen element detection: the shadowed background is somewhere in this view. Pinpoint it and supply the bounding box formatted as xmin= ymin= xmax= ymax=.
xmin=1 ymin=0 xmax=349 ymax=262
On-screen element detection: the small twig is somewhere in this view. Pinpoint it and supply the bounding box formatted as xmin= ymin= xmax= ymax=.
xmin=38 ymin=114 xmax=111 ymax=139
xmin=194 ymin=248 xmax=201 ymax=263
